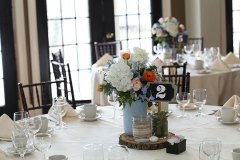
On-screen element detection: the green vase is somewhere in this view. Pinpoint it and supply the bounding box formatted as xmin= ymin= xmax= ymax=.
xmin=152 ymin=112 xmax=168 ymax=138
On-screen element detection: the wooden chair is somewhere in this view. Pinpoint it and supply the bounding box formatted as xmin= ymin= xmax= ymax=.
xmin=94 ymin=41 xmax=122 ymax=60
xmin=52 ymin=49 xmax=64 ymax=63
xmin=162 ymin=62 xmax=187 ymax=76
xmin=18 ymin=78 xmax=67 ymax=115
xmin=51 ymin=60 xmax=76 ymax=108
xmin=162 ymin=72 xmax=190 ymax=93
xmin=188 ymin=37 xmax=204 ymax=50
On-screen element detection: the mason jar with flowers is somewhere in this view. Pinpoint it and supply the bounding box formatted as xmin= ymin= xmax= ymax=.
xmin=99 ymin=47 xmax=162 ymax=135
xmin=152 ymin=16 xmax=187 ymax=60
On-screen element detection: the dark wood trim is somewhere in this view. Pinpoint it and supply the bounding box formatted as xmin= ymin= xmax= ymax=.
xmin=225 ymin=0 xmax=233 ymax=53
xmin=151 ymin=0 xmax=162 ymax=24
xmin=0 ymin=0 xmax=18 ymax=117
xmin=36 ymin=0 xmax=50 ymax=82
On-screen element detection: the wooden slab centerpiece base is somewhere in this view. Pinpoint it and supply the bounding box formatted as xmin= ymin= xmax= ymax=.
xmin=119 ymin=132 xmax=174 ymax=150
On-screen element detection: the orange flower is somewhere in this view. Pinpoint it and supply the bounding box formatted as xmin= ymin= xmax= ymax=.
xmin=121 ymin=52 xmax=130 ymax=60
xmin=97 ymin=84 xmax=103 ymax=92
xmin=142 ymin=70 xmax=156 ymax=82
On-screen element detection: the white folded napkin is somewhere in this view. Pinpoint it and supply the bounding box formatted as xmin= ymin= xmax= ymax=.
xmin=95 ymin=53 xmax=113 ymax=67
xmin=210 ymin=58 xmax=230 ymax=72
xmin=222 ymin=52 xmax=240 ymax=64
xmin=48 ymin=103 xmax=79 ymax=119
xmin=0 ymin=114 xmax=15 ymax=139
xmin=215 ymin=95 xmax=240 ymax=116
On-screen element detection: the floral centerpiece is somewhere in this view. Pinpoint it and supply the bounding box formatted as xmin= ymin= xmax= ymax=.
xmin=152 ymin=16 xmax=186 ymax=48
xmin=99 ymin=47 xmax=162 ymax=107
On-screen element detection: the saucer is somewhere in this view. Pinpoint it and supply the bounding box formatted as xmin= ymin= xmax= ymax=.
xmin=218 ymin=117 xmax=239 ymax=124
xmin=6 ymin=145 xmax=35 ymax=156
xmin=176 ymin=103 xmax=198 ymax=110
xmin=49 ymin=154 xmax=68 ymax=160
xmin=80 ymin=113 xmax=101 ymax=121
xmin=76 ymin=105 xmax=102 ymax=112
xmin=196 ymin=69 xmax=211 ymax=74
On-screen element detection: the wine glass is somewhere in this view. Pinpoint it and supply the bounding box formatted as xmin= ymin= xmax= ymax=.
xmin=33 ymin=133 xmax=52 ymax=160
xmin=107 ymin=144 xmax=128 ymax=160
xmin=176 ymin=92 xmax=191 ymax=118
xmin=107 ymin=90 xmax=119 ymax=119
xmin=199 ymin=138 xmax=221 ymax=160
xmin=52 ymin=97 xmax=67 ymax=129
xmin=12 ymin=128 xmax=30 ymax=159
xmin=193 ymin=89 xmax=207 ymax=117
xmin=184 ymin=44 xmax=193 ymax=55
xmin=13 ymin=111 xmax=29 ymax=131
xmin=192 ymin=43 xmax=201 ymax=56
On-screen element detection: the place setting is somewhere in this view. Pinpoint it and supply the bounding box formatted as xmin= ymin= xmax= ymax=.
xmin=79 ymin=104 xmax=102 ymax=121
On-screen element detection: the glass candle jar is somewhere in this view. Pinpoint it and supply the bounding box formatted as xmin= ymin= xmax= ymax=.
xmin=132 ymin=116 xmax=152 ymax=142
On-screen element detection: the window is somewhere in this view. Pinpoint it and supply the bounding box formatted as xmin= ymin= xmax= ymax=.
xmin=46 ymin=0 xmax=92 ymax=100
xmin=114 ymin=0 xmax=152 ymax=53
xmin=0 ymin=35 xmax=5 ymax=106
xmin=232 ymin=0 xmax=240 ymax=55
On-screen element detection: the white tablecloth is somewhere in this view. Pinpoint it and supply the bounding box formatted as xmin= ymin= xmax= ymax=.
xmin=0 ymin=104 xmax=239 ymax=160
xmin=92 ymin=65 xmax=240 ymax=106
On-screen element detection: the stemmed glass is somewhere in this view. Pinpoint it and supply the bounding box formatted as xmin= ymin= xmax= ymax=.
xmin=107 ymin=144 xmax=129 ymax=160
xmin=52 ymin=97 xmax=67 ymax=129
xmin=184 ymin=44 xmax=193 ymax=55
xmin=192 ymin=43 xmax=201 ymax=56
xmin=176 ymin=92 xmax=191 ymax=118
xmin=33 ymin=133 xmax=52 ymax=160
xmin=199 ymin=138 xmax=222 ymax=160
xmin=193 ymin=89 xmax=207 ymax=117
xmin=28 ymin=117 xmax=42 ymax=134
xmin=12 ymin=128 xmax=30 ymax=159
xmin=13 ymin=111 xmax=30 ymax=131
xmin=107 ymin=90 xmax=119 ymax=119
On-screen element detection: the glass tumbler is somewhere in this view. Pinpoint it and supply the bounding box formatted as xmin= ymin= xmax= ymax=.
xmin=132 ymin=116 xmax=152 ymax=142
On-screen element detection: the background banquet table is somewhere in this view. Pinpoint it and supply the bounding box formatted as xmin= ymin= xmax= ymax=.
xmin=0 ymin=104 xmax=239 ymax=160
xmin=92 ymin=65 xmax=240 ymax=106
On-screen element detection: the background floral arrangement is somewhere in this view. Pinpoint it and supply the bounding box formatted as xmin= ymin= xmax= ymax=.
xmin=99 ymin=47 xmax=162 ymax=107
xmin=152 ymin=16 xmax=186 ymax=48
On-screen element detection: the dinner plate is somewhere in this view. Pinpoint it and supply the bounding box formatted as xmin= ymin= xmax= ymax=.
xmin=79 ymin=113 xmax=101 ymax=121
xmin=6 ymin=145 xmax=35 ymax=156
xmin=176 ymin=103 xmax=198 ymax=110
xmin=218 ymin=117 xmax=239 ymax=124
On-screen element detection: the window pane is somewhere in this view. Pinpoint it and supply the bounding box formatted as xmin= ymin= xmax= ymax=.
xmin=62 ymin=19 xmax=77 ymax=45
xmin=76 ymin=18 xmax=90 ymax=43
xmin=139 ymin=0 xmax=151 ymax=14
xmin=62 ymin=0 xmax=75 ymax=18
xmin=75 ymin=0 xmax=89 ymax=17
xmin=47 ymin=0 xmax=61 ymax=19
xmin=121 ymin=40 xmax=128 ymax=50
xmin=114 ymin=0 xmax=126 ymax=15
xmin=63 ymin=45 xmax=78 ymax=70
xmin=140 ymin=14 xmax=152 ymax=38
xmin=233 ymin=0 xmax=240 ymax=10
xmin=48 ymin=20 xmax=63 ymax=46
xmin=128 ymin=39 xmax=140 ymax=50
xmin=140 ymin=38 xmax=152 ymax=54
xmin=126 ymin=0 xmax=138 ymax=14
xmin=233 ymin=12 xmax=240 ymax=32
xmin=78 ymin=44 xmax=91 ymax=69
xmin=127 ymin=15 xmax=140 ymax=39
xmin=0 ymin=52 xmax=3 ymax=78
xmin=115 ymin=16 xmax=127 ymax=40
xmin=233 ymin=32 xmax=240 ymax=54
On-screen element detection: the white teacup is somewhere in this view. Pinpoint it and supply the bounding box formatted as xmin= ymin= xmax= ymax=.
xmin=232 ymin=148 xmax=240 ymax=160
xmin=81 ymin=104 xmax=97 ymax=119
xmin=220 ymin=107 xmax=237 ymax=123
xmin=38 ymin=117 xmax=49 ymax=133
xmin=194 ymin=59 xmax=204 ymax=69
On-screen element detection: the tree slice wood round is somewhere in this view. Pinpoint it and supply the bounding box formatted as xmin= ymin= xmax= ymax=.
xmin=119 ymin=132 xmax=174 ymax=150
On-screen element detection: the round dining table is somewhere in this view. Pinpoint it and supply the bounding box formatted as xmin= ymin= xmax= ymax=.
xmin=91 ymin=64 xmax=240 ymax=106
xmin=0 ymin=104 xmax=239 ymax=160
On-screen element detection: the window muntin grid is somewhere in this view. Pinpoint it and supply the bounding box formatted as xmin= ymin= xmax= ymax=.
xmin=0 ymin=35 xmax=5 ymax=106
xmin=232 ymin=0 xmax=240 ymax=56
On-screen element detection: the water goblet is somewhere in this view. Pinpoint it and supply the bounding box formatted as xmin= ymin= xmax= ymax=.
xmin=28 ymin=116 xmax=42 ymax=134
xmin=33 ymin=133 xmax=52 ymax=160
xmin=193 ymin=89 xmax=207 ymax=117
xmin=107 ymin=144 xmax=129 ymax=160
xmin=107 ymin=90 xmax=119 ymax=119
xmin=12 ymin=128 xmax=30 ymax=159
xmin=52 ymin=97 xmax=67 ymax=129
xmin=13 ymin=111 xmax=30 ymax=131
xmin=199 ymin=138 xmax=221 ymax=160
xmin=176 ymin=92 xmax=191 ymax=118
xmin=184 ymin=44 xmax=193 ymax=55
xmin=192 ymin=43 xmax=201 ymax=56
xmin=83 ymin=143 xmax=104 ymax=160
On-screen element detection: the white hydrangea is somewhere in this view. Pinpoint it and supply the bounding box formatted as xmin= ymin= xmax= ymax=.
xmin=105 ymin=62 xmax=133 ymax=92
xmin=131 ymin=47 xmax=149 ymax=63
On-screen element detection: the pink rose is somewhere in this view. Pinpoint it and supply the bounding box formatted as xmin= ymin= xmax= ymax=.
xmin=158 ymin=17 xmax=164 ymax=24
xmin=131 ymin=77 xmax=142 ymax=91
